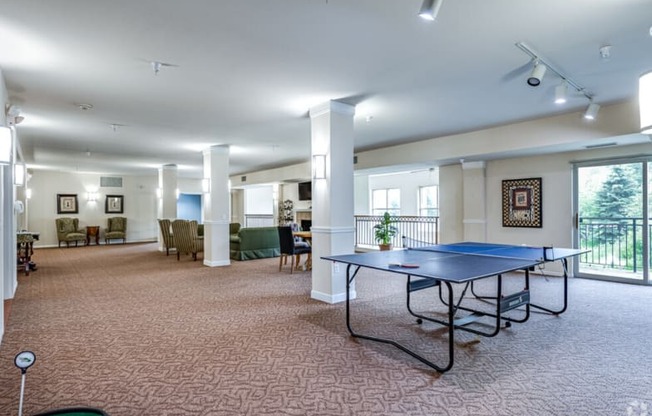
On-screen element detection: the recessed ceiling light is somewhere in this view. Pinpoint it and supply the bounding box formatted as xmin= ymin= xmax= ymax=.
xmin=76 ymin=103 xmax=93 ymax=111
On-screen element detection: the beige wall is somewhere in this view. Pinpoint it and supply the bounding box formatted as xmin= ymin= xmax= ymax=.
xmin=28 ymin=171 xmax=161 ymax=247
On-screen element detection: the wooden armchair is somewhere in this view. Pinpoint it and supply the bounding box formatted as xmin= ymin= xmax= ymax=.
xmin=171 ymin=219 xmax=204 ymax=261
xmin=105 ymin=217 xmax=127 ymax=244
xmin=55 ymin=217 xmax=86 ymax=247
xmin=158 ymin=218 xmax=175 ymax=255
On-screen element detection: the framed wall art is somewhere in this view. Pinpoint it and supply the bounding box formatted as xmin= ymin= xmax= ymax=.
xmin=105 ymin=195 xmax=124 ymax=214
xmin=57 ymin=194 xmax=78 ymax=214
xmin=502 ymin=177 xmax=542 ymax=228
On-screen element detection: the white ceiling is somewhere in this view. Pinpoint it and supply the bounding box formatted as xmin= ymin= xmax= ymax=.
xmin=1 ymin=0 xmax=651 ymax=178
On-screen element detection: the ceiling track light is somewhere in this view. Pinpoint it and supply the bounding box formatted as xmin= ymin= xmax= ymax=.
xmin=418 ymin=0 xmax=443 ymax=21
xmin=583 ymin=102 xmax=600 ymax=121
xmin=516 ymin=42 xmax=598 ymax=117
xmin=555 ymin=82 xmax=568 ymax=104
xmin=527 ymin=61 xmax=547 ymax=87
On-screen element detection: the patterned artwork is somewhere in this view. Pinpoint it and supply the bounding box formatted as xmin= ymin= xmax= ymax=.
xmin=502 ymin=177 xmax=542 ymax=228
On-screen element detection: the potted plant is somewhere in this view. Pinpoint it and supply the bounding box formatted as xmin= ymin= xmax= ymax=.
xmin=374 ymin=212 xmax=398 ymax=251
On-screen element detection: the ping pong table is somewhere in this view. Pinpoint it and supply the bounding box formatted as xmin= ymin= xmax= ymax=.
xmin=322 ymin=242 xmax=586 ymax=372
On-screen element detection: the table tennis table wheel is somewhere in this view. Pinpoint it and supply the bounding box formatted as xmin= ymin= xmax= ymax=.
xmin=504 ymin=321 xmax=511 ymax=328
xmin=416 ymin=318 xmax=423 ymax=324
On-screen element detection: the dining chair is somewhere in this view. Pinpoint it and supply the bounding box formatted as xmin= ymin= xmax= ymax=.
xmin=277 ymin=226 xmax=311 ymax=274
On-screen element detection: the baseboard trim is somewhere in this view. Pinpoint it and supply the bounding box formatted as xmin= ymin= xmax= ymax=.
xmin=203 ymin=259 xmax=231 ymax=267
xmin=311 ymin=289 xmax=355 ymax=304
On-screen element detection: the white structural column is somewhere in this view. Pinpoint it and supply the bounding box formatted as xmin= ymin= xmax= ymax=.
xmin=203 ymin=145 xmax=230 ymax=267
xmin=309 ymin=100 xmax=356 ymax=304
xmin=157 ymin=164 xmax=178 ymax=252
xmin=462 ymin=161 xmax=487 ymax=242
xmin=1 ymin=166 xmax=10 ymax=341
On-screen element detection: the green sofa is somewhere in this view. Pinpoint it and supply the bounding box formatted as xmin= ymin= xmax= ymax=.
xmin=229 ymin=223 xmax=280 ymax=260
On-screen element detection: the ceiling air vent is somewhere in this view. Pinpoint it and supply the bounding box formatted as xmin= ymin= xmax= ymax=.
xmin=585 ymin=142 xmax=617 ymax=149
xmin=100 ymin=176 xmax=123 ymax=187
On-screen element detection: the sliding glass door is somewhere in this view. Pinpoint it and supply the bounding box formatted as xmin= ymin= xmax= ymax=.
xmin=574 ymin=159 xmax=650 ymax=284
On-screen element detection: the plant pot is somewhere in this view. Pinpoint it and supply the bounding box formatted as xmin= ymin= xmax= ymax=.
xmin=378 ymin=243 xmax=393 ymax=251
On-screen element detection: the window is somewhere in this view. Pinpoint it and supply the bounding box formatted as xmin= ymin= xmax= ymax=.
xmin=419 ymin=185 xmax=439 ymax=216
xmin=372 ymin=188 xmax=400 ymax=216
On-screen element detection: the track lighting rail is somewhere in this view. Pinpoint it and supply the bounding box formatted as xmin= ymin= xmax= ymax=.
xmin=515 ymin=42 xmax=593 ymax=101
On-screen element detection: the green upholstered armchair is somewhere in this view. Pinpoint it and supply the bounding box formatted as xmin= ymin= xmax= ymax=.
xmin=158 ymin=218 xmax=175 ymax=255
xmin=55 ymin=217 xmax=86 ymax=247
xmin=171 ymin=219 xmax=204 ymax=261
xmin=105 ymin=217 xmax=127 ymax=244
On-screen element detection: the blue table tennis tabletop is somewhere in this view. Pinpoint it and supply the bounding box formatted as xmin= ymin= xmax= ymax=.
xmin=323 ymin=242 xmax=585 ymax=284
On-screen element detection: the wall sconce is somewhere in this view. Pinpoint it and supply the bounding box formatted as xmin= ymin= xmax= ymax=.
xmin=201 ymin=178 xmax=211 ymax=193
xmin=14 ymin=162 xmax=26 ymax=186
xmin=26 ymin=188 xmax=32 ymax=199
xmin=313 ymin=154 xmax=326 ymax=179
xmin=87 ymin=191 xmax=99 ymax=202
xmin=0 ymin=127 xmax=12 ymax=165
xmin=156 ymin=188 xmax=163 ymax=199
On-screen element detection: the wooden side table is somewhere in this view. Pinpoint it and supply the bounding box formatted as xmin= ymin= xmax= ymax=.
xmin=86 ymin=226 xmax=100 ymax=245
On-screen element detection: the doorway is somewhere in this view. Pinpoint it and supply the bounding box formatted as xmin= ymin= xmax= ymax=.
xmin=178 ymin=193 xmax=202 ymax=223
xmin=574 ymin=159 xmax=650 ymax=284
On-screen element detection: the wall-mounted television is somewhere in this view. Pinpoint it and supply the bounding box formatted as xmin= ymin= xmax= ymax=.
xmin=298 ymin=181 xmax=312 ymax=201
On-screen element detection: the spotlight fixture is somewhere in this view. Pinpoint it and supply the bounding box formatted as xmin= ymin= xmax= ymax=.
xmin=418 ymin=0 xmax=443 ymax=21
xmin=527 ymin=61 xmax=547 ymax=87
xmin=583 ymin=102 xmax=600 ymax=121
xmin=554 ymin=82 xmax=568 ymax=104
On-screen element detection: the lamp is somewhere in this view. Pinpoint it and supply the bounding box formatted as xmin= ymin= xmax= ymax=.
xmin=201 ymin=178 xmax=211 ymax=193
xmin=313 ymin=154 xmax=326 ymax=179
xmin=527 ymin=61 xmax=547 ymax=87
xmin=640 ymin=70 xmax=652 ymax=134
xmin=0 ymin=127 xmax=12 ymax=164
xmin=14 ymin=162 xmax=25 ymax=186
xmin=418 ymin=0 xmax=443 ymax=21
xmin=583 ymin=102 xmax=600 ymax=121
xmin=554 ymin=82 xmax=568 ymax=104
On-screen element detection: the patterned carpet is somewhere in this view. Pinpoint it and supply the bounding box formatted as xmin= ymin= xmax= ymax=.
xmin=0 ymin=243 xmax=651 ymax=415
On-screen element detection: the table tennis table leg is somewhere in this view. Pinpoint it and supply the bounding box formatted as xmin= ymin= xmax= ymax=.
xmin=409 ymin=272 xmax=531 ymax=334
xmin=529 ymin=258 xmax=569 ymax=315
xmin=344 ymin=264 xmax=455 ymax=373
